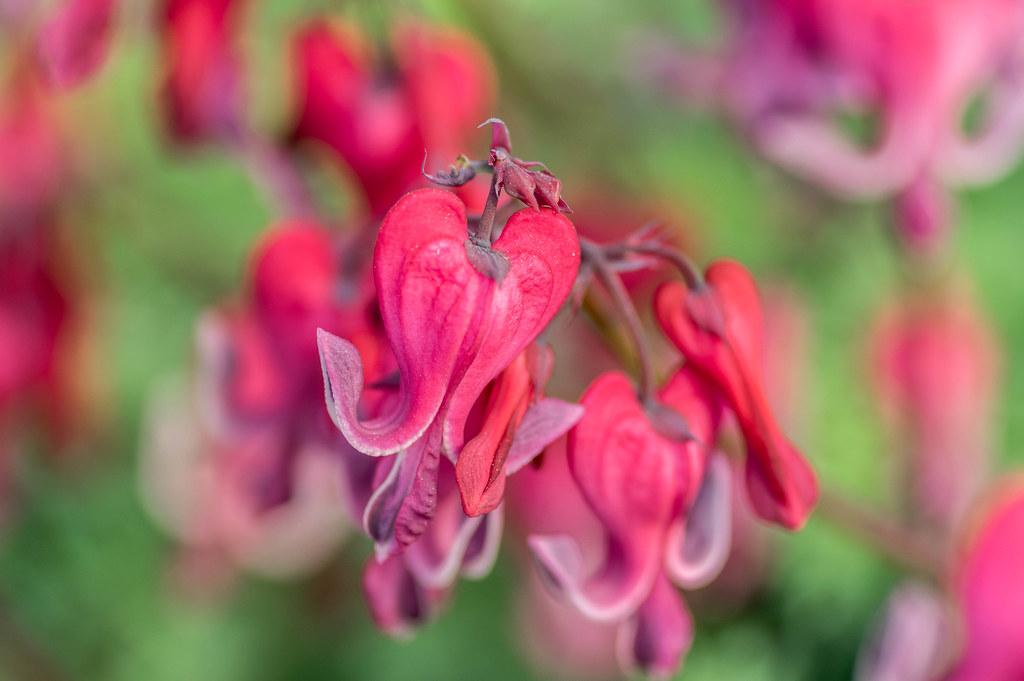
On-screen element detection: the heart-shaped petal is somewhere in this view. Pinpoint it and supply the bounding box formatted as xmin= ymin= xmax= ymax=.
xmin=529 ymin=372 xmax=686 ymax=622
xmin=440 ymin=200 xmax=580 ymax=456
xmin=320 ymin=189 xmax=578 ymax=462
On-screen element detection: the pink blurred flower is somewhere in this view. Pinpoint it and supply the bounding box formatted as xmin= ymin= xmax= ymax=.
xmin=141 ymin=220 xmax=379 ymax=582
xmin=870 ymin=286 xmax=999 ymax=528
xmin=945 ymin=479 xmax=1024 ymax=681
xmin=37 ymin=0 xmax=116 ymax=90
xmin=288 ymin=20 xmax=494 ymax=216
xmin=508 ymin=439 xmax=620 ymax=680
xmin=158 ymin=0 xmax=247 ymax=144
xmin=648 ymin=0 xmax=1024 ymax=201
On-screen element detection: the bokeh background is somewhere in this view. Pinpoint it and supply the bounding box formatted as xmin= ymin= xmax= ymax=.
xmin=2 ymin=1 xmax=1022 ymax=680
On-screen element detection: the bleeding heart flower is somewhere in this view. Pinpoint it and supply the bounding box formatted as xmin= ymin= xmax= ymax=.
xmin=320 ymin=188 xmax=578 ymax=553
xmin=656 ymin=260 xmax=818 ymax=530
xmin=945 ymin=479 xmax=1024 ymax=681
xmin=647 ymin=0 xmax=1024 ymax=204
xmin=870 ymin=286 xmax=999 ymax=528
xmin=528 ymin=371 xmax=733 ymax=678
xmin=159 ymin=0 xmax=246 ymax=143
xmin=289 ymin=20 xmax=493 ymax=217
xmin=529 ymin=371 xmax=688 ymax=619
xmin=0 ymin=71 xmax=64 ymax=224
xmin=142 ymin=220 xmax=385 ymax=584
xmin=319 ymin=188 xmax=577 ymax=443
xmin=360 ymin=456 xmax=504 ymax=637
xmin=37 ymin=0 xmax=116 ymax=90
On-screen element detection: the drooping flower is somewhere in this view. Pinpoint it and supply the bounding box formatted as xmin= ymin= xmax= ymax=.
xmin=870 ymin=285 xmax=999 ymax=528
xmin=852 ymin=480 xmax=1024 ymax=681
xmin=647 ymin=0 xmax=1024 ymax=202
xmin=37 ymin=0 xmax=116 ymax=90
xmin=318 ymin=188 xmax=580 ymax=554
xmin=141 ymin=220 xmax=381 ymax=582
xmin=0 ymin=71 xmax=64 ymax=226
xmin=288 ymin=20 xmax=494 ymax=216
xmin=158 ymin=0 xmax=247 ymax=144
xmin=945 ymin=479 xmax=1024 ymax=681
xmin=529 ymin=370 xmax=734 ymax=678
xmin=655 ymin=260 xmax=818 ymax=529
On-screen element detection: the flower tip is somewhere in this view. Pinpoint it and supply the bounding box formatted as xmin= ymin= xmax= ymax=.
xmin=479 ymin=117 xmax=511 ymax=150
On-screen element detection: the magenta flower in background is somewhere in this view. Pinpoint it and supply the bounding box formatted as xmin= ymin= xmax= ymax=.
xmin=141 ymin=220 xmax=383 ymax=582
xmin=37 ymin=0 xmax=116 ymax=90
xmin=289 ymin=20 xmax=494 ymax=216
xmin=159 ymin=0 xmax=247 ymax=144
xmin=870 ymin=286 xmax=999 ymax=529
xmin=647 ymin=0 xmax=1024 ymax=209
xmin=945 ymin=480 xmax=1024 ymax=681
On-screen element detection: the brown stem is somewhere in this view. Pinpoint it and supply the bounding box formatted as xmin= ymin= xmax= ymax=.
xmin=816 ymin=486 xmax=945 ymax=578
xmin=621 ymin=242 xmax=704 ymax=289
xmin=580 ymin=240 xmax=656 ymax=402
xmin=472 ymin=172 xmax=501 ymax=245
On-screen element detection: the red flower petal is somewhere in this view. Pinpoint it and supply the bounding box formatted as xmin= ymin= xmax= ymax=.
xmin=38 ymin=0 xmax=116 ymax=90
xmin=656 ymin=261 xmax=818 ymax=529
xmin=529 ymin=372 xmax=687 ymax=621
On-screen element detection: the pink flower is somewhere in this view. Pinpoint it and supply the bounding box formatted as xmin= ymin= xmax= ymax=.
xmin=141 ymin=220 xmax=381 ymax=582
xmin=529 ymin=371 xmax=734 ymax=678
xmin=288 ymin=21 xmax=494 ymax=216
xmin=318 ymin=188 xmax=579 ymax=554
xmin=159 ymin=0 xmax=247 ymax=144
xmin=649 ymin=0 xmax=1024 ymax=200
xmin=946 ymin=480 xmax=1024 ymax=681
xmin=870 ymin=287 xmax=999 ymax=528
xmin=37 ymin=0 xmax=116 ymax=90
xmin=655 ymin=260 xmax=817 ymax=529
xmin=0 ymin=72 xmax=64 ymax=222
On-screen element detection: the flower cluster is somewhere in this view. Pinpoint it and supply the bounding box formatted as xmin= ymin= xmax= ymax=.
xmin=132 ymin=6 xmax=819 ymax=674
xmin=645 ymin=0 xmax=1024 ymax=249
xmin=117 ymin=2 xmax=1024 ymax=680
xmin=647 ymin=1 xmax=1024 ymax=678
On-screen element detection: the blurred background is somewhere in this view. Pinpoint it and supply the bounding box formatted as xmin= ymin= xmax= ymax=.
xmin=1 ymin=1 xmax=1022 ymax=680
